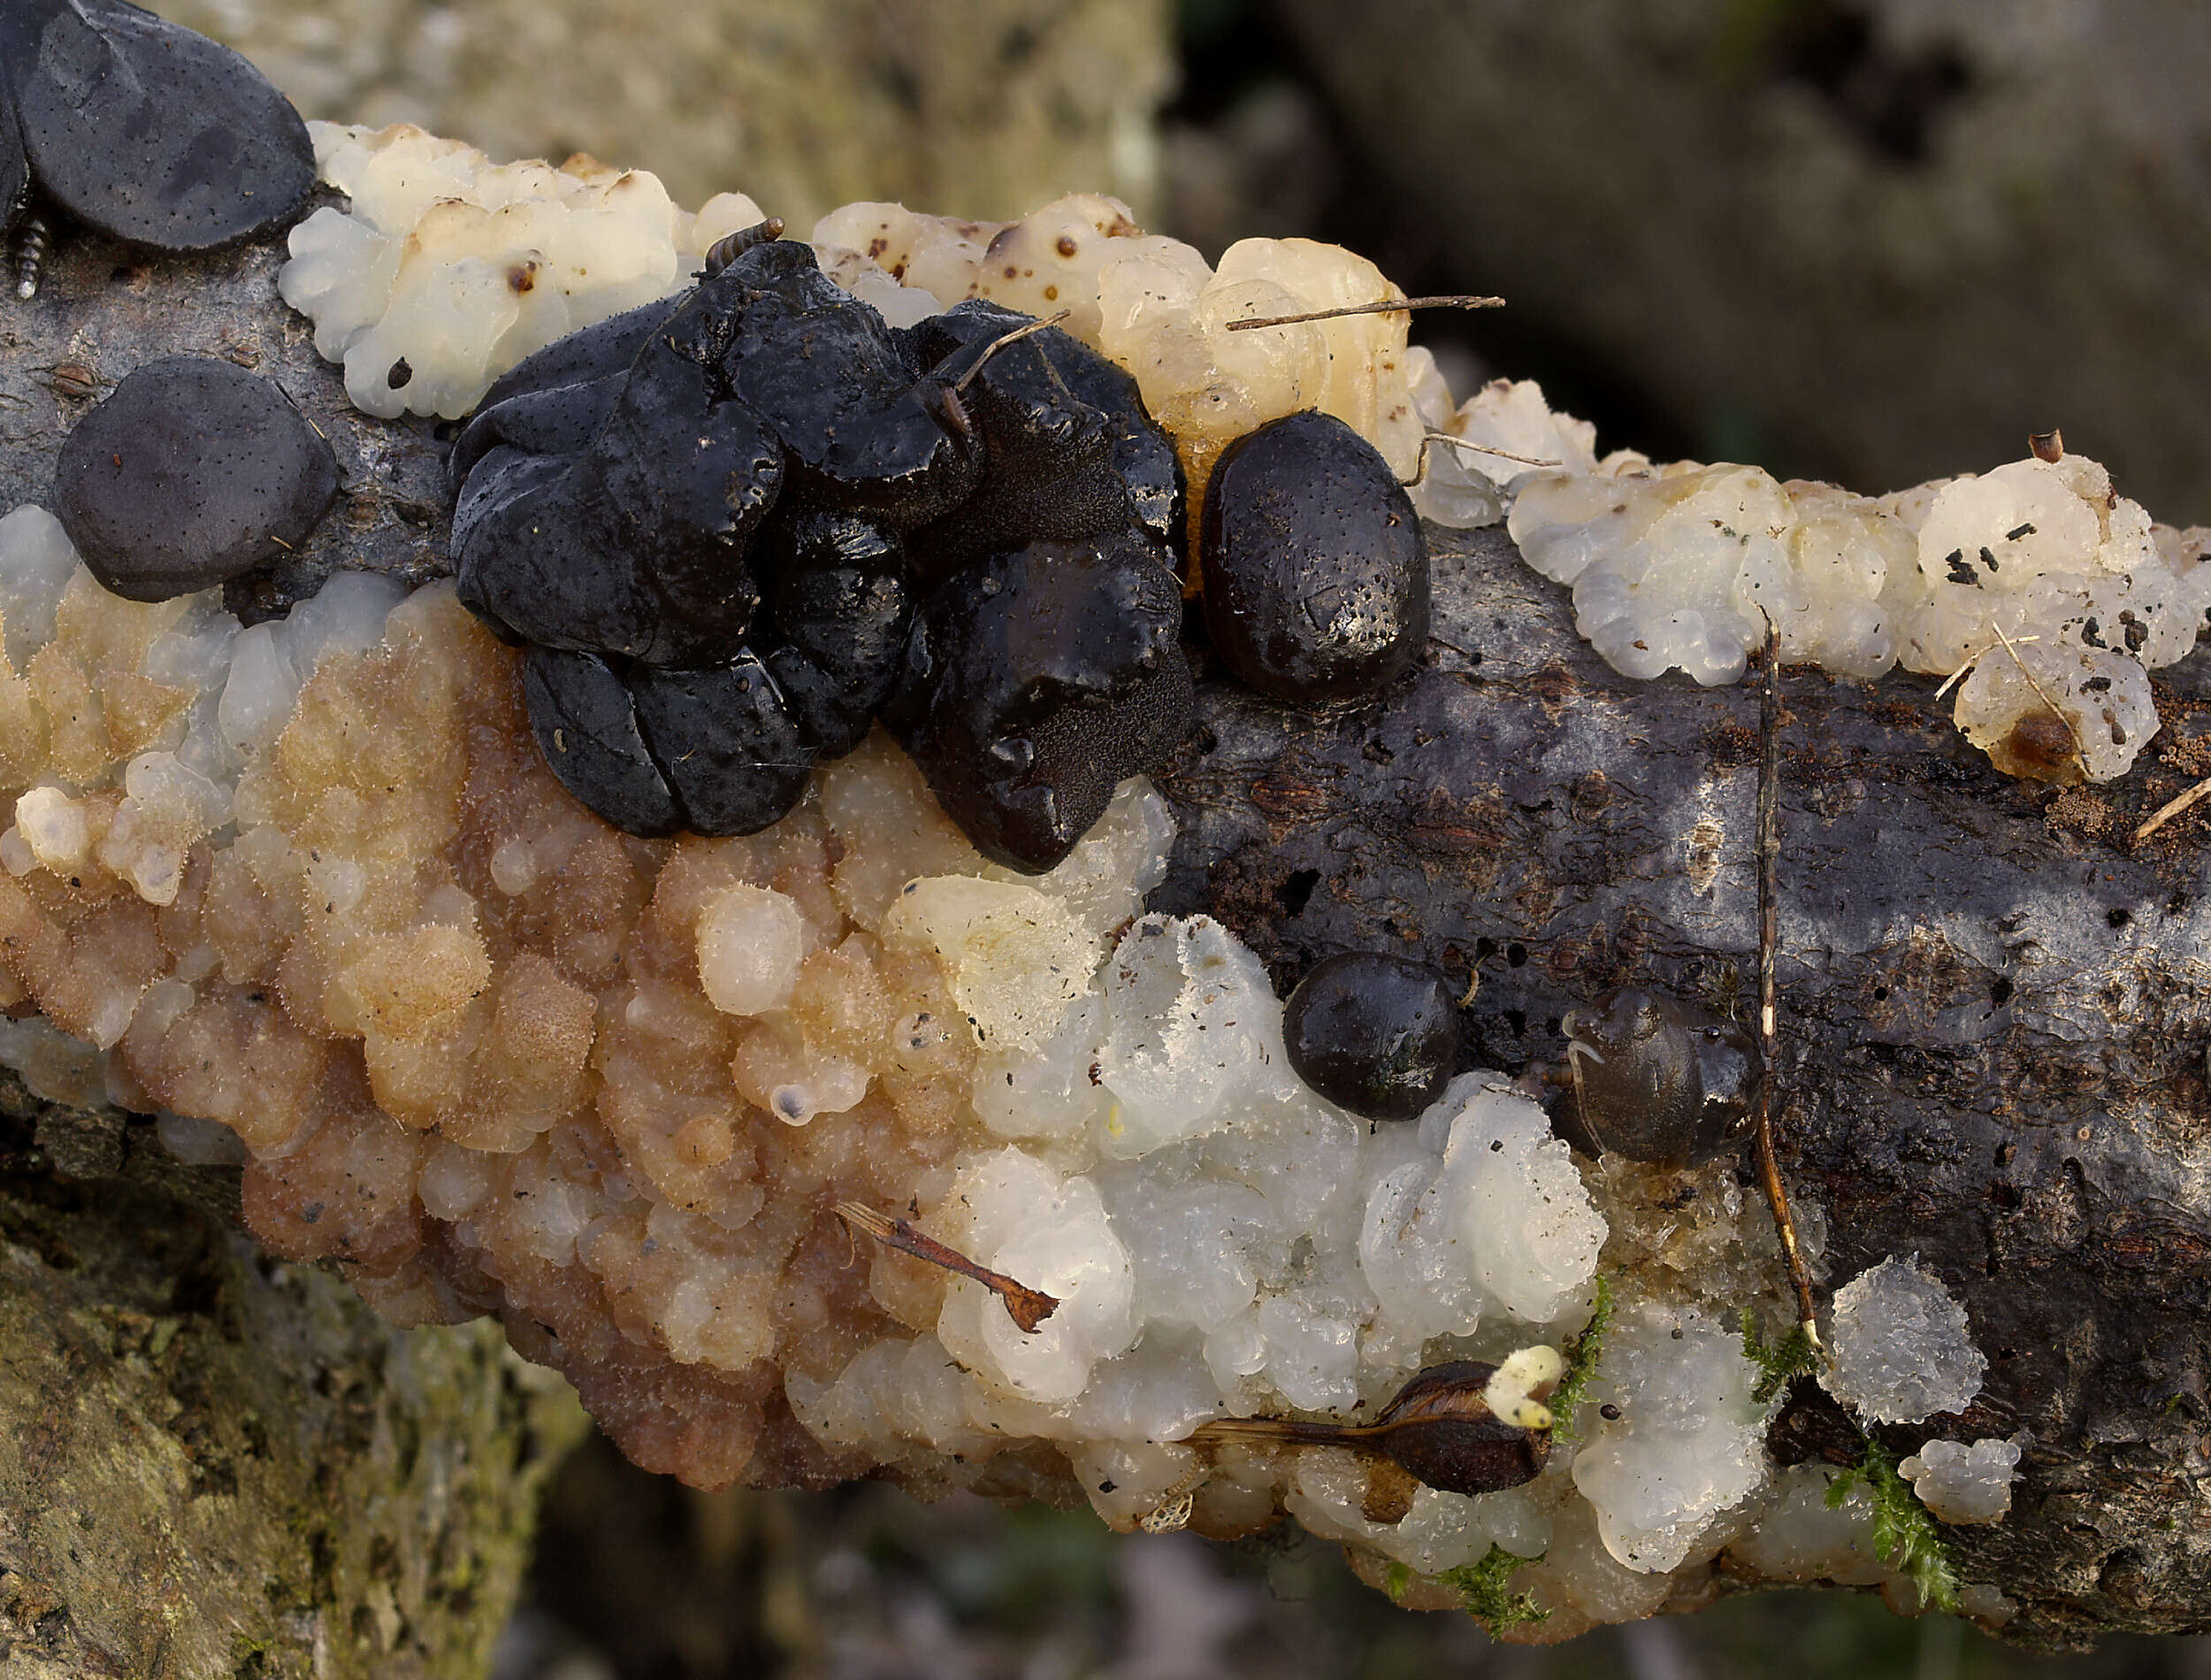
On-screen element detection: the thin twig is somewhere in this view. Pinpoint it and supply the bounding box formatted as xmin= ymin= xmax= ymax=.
xmin=833 ymin=1201 xmax=1060 ymax=1333
xmin=2134 ymin=775 xmax=2211 ymax=844
xmin=1225 ymin=294 xmax=1505 ymax=331
xmin=1425 ymin=431 xmax=1562 ymax=469
xmin=1755 ymin=615 xmax=1821 ymax=1348
xmin=951 ymin=310 xmax=1071 ymax=395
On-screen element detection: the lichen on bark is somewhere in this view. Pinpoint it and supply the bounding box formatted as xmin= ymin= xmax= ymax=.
xmin=0 ymin=1069 xmax=588 ymax=1680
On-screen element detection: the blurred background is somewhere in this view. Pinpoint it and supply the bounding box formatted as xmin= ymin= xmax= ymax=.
xmin=142 ymin=0 xmax=2211 ymax=1671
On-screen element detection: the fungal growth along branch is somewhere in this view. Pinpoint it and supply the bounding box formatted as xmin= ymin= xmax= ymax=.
xmin=0 ymin=64 xmax=2208 ymax=1661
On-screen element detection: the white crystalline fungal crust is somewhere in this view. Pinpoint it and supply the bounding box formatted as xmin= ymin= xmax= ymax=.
xmin=1824 ymin=1256 xmax=1987 ymax=1425
xmin=1901 ymin=1438 xmax=2022 ymax=1524
xmin=0 ymin=496 xmax=1927 ymax=1633
xmin=278 ymin=126 xmax=2211 ymax=784
xmin=1569 ymin=1301 xmax=1768 ymax=1572
xmin=280 ymin=122 xmax=770 ymax=419
xmin=279 ymin=126 xmax=1431 ymax=487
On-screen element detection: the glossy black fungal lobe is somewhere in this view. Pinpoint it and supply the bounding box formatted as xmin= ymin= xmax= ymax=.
xmin=885 ymin=530 xmax=1192 ymax=873
xmin=53 ymin=355 xmax=337 ymax=601
xmin=1200 ymin=409 xmax=1428 ymax=703
xmin=717 ymin=240 xmax=980 ymax=526
xmin=453 ymin=248 xmax=1193 ymax=855
xmin=1551 ymin=987 xmax=1761 ymax=1166
xmin=523 ymin=646 xmax=683 ymax=837
xmin=1283 ymin=951 xmax=1457 ymax=1120
xmin=454 ymin=282 xmax=783 ymax=665
xmin=904 ymin=300 xmax=1178 ymax=583
xmin=0 ymin=0 xmax=314 ymax=253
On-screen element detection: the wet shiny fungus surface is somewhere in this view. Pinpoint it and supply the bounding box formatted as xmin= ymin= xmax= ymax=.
xmin=885 ymin=530 xmax=1191 ymax=874
xmin=1552 ymin=987 xmax=1761 ymax=1167
xmin=449 ymin=235 xmax=1193 ymax=851
xmin=1282 ymin=951 xmax=1457 ymax=1121
xmin=1200 ymin=409 xmax=1429 ymax=703
xmin=53 ymin=355 xmax=339 ymax=601
xmin=0 ymin=0 xmax=313 ymax=259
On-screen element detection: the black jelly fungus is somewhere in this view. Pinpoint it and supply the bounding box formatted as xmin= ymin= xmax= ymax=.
xmin=1200 ymin=409 xmax=1429 ymax=703
xmin=1282 ymin=951 xmax=1457 ymax=1121
xmin=452 ymin=256 xmax=1197 ymax=863
xmin=629 ymin=655 xmax=814 ymax=836
xmin=885 ymin=530 xmax=1192 ymax=873
xmin=904 ymin=300 xmax=1173 ymax=583
xmin=0 ymin=0 xmax=313 ymax=255
xmin=755 ymin=510 xmax=910 ymax=756
xmin=1551 ymin=988 xmax=1761 ymax=1167
xmin=523 ymin=645 xmax=683 ymax=837
xmin=717 ymin=240 xmax=980 ymax=526
xmin=454 ymin=286 xmax=783 ymax=666
xmin=53 ymin=355 xmax=338 ymax=601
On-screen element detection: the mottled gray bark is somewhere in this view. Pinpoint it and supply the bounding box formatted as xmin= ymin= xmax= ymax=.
xmin=8 ymin=218 xmax=2211 ymax=1657
xmin=1153 ymin=524 xmax=2211 ymax=1653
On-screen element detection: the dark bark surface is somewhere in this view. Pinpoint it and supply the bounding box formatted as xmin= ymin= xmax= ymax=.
xmin=8 ymin=220 xmax=2211 ymax=1654
xmin=1154 ymin=523 xmax=2211 ymax=1653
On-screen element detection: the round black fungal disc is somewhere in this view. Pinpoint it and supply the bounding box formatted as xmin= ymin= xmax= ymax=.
xmin=1282 ymin=951 xmax=1457 ymax=1121
xmin=0 ymin=0 xmax=313 ymax=252
xmin=884 ymin=529 xmax=1193 ymax=873
xmin=53 ymin=355 xmax=337 ymax=601
xmin=523 ymin=645 xmax=682 ymax=837
xmin=1550 ymin=988 xmax=1760 ymax=1167
xmin=629 ymin=655 xmax=816 ymax=836
xmin=903 ymin=301 xmax=1146 ymax=584
xmin=1200 ymin=409 xmax=1429 ymax=703
xmin=717 ymin=240 xmax=981 ymax=527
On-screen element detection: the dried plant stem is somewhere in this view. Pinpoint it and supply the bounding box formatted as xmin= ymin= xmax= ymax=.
xmin=1756 ymin=617 xmax=1822 ymax=1347
xmin=2134 ymin=775 xmax=2211 ymax=844
xmin=1225 ymin=294 xmax=1504 ymax=331
xmin=832 ymin=1201 xmax=1059 ymax=1333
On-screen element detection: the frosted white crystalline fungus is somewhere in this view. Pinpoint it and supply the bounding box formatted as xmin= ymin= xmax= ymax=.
xmin=1572 ymin=1301 xmax=1769 ymax=1573
xmin=1900 ymin=1438 xmax=2022 ymax=1524
xmin=1824 ymin=1256 xmax=1986 ymax=1424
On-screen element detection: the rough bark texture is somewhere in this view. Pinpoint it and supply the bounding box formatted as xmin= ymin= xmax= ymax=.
xmin=0 ymin=1073 xmax=591 ymax=1680
xmin=1152 ymin=527 xmax=2211 ymax=1653
xmin=8 ymin=221 xmax=2211 ymax=1656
